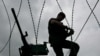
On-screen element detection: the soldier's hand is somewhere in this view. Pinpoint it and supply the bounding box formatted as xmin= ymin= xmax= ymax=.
xmin=70 ymin=29 xmax=74 ymax=35
xmin=64 ymin=26 xmax=70 ymax=30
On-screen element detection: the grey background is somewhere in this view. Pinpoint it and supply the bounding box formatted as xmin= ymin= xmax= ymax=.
xmin=0 ymin=0 xmax=100 ymax=56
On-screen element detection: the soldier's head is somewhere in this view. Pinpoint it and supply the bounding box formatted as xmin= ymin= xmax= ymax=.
xmin=57 ymin=12 xmax=66 ymax=21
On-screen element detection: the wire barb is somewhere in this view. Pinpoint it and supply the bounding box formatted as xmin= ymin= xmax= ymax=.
xmin=74 ymin=0 xmax=99 ymax=41
xmin=71 ymin=0 xmax=76 ymax=42
xmin=0 ymin=0 xmax=23 ymax=55
xmin=0 ymin=0 xmax=11 ymax=55
xmin=36 ymin=0 xmax=46 ymax=45
xmin=27 ymin=0 xmax=37 ymax=44
xmin=86 ymin=0 xmax=100 ymax=28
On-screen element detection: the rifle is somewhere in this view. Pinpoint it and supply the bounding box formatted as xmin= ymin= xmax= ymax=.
xmin=11 ymin=8 xmax=48 ymax=56
xmin=11 ymin=8 xmax=32 ymax=56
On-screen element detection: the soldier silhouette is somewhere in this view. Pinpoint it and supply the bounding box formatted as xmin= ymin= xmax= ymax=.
xmin=48 ymin=12 xmax=79 ymax=56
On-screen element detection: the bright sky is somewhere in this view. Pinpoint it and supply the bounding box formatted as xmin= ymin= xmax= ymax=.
xmin=0 ymin=0 xmax=100 ymax=56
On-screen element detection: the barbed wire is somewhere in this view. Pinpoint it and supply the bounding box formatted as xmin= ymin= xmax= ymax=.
xmin=0 ymin=0 xmax=11 ymax=54
xmin=74 ymin=0 xmax=99 ymax=41
xmin=27 ymin=0 xmax=37 ymax=44
xmin=36 ymin=0 xmax=46 ymax=44
xmin=86 ymin=0 xmax=100 ymax=28
xmin=0 ymin=0 xmax=23 ymax=54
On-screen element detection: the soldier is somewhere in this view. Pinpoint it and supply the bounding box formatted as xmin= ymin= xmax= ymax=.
xmin=48 ymin=12 xmax=79 ymax=56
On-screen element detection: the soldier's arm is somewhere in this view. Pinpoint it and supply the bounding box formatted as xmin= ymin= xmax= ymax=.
xmin=50 ymin=19 xmax=66 ymax=29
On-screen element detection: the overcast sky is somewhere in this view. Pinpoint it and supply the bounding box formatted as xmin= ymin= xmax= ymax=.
xmin=0 ymin=0 xmax=100 ymax=56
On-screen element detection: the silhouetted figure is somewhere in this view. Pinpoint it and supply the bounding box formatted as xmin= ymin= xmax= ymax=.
xmin=48 ymin=12 xmax=79 ymax=56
